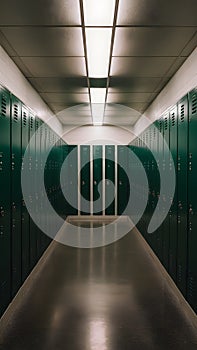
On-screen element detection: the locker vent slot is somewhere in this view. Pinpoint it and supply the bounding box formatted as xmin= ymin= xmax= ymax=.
xmin=36 ymin=121 xmax=39 ymax=129
xmin=13 ymin=104 xmax=19 ymax=122
xmin=180 ymin=104 xmax=185 ymax=122
xmin=191 ymin=93 xmax=197 ymax=115
xmin=30 ymin=116 xmax=34 ymax=129
xmin=23 ymin=112 xmax=27 ymax=126
xmin=1 ymin=96 xmax=7 ymax=117
xmin=171 ymin=112 xmax=175 ymax=127
xmin=159 ymin=120 xmax=162 ymax=132
xmin=164 ymin=117 xmax=168 ymax=130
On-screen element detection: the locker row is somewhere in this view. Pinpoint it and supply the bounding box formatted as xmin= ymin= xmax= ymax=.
xmin=131 ymin=87 xmax=197 ymax=314
xmin=0 ymin=84 xmax=67 ymax=317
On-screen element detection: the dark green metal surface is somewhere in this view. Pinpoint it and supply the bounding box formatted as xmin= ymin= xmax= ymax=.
xmin=93 ymin=145 xmax=103 ymax=215
xmin=162 ymin=112 xmax=170 ymax=271
xmin=21 ymin=105 xmax=30 ymax=282
xmin=187 ymin=88 xmax=197 ymax=312
xmin=169 ymin=105 xmax=178 ymax=282
xmin=11 ymin=94 xmax=22 ymax=298
xmin=0 ymin=86 xmax=11 ymax=317
xmin=80 ymin=145 xmax=90 ymax=215
xmin=177 ymin=95 xmax=188 ymax=297
xmin=29 ymin=112 xmax=37 ymax=270
xmin=105 ymin=145 xmax=115 ymax=215
xmin=117 ymin=146 xmax=129 ymax=215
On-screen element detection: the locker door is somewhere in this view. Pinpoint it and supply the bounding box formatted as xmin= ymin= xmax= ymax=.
xmin=21 ymin=105 xmax=30 ymax=281
xmin=11 ymin=94 xmax=22 ymax=297
xmin=0 ymin=86 xmax=11 ymax=316
xmin=151 ymin=123 xmax=159 ymax=255
xmin=35 ymin=117 xmax=41 ymax=260
xmin=105 ymin=145 xmax=115 ymax=215
xmin=117 ymin=146 xmax=129 ymax=215
xmin=40 ymin=121 xmax=47 ymax=252
xmin=80 ymin=145 xmax=91 ymax=215
xmin=29 ymin=112 xmax=37 ymax=269
xmin=177 ymin=95 xmax=188 ymax=296
xmin=93 ymin=145 xmax=103 ymax=215
xmin=155 ymin=117 xmax=164 ymax=261
xmin=188 ymin=88 xmax=197 ymax=312
xmin=162 ymin=112 xmax=170 ymax=271
xmin=169 ymin=105 xmax=178 ymax=282
xmin=69 ymin=145 xmax=78 ymax=215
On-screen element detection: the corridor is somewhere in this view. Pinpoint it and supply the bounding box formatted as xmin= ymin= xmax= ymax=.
xmin=0 ymin=223 xmax=197 ymax=350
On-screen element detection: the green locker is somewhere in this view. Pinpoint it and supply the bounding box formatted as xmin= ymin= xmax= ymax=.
xmin=162 ymin=112 xmax=170 ymax=271
xmin=35 ymin=117 xmax=41 ymax=260
xmin=117 ymin=146 xmax=129 ymax=215
xmin=29 ymin=112 xmax=37 ymax=269
xmin=0 ymin=86 xmax=11 ymax=316
xmin=151 ymin=123 xmax=160 ymax=255
xmin=21 ymin=105 xmax=30 ymax=281
xmin=169 ymin=105 xmax=178 ymax=282
xmin=155 ymin=117 xmax=164 ymax=261
xmin=61 ymin=145 xmax=78 ymax=216
xmin=68 ymin=145 xmax=78 ymax=216
xmin=11 ymin=94 xmax=22 ymax=297
xmin=105 ymin=145 xmax=115 ymax=215
xmin=187 ymin=88 xmax=197 ymax=312
xmin=93 ymin=145 xmax=103 ymax=215
xmin=40 ymin=121 xmax=48 ymax=252
xmin=80 ymin=145 xmax=90 ymax=215
xmin=177 ymin=95 xmax=188 ymax=296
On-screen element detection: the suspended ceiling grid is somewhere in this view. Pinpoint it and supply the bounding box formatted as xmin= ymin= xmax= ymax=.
xmin=0 ymin=0 xmax=196 ymax=126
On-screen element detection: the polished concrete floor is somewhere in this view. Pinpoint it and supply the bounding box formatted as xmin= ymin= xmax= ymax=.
xmin=0 ymin=225 xmax=197 ymax=350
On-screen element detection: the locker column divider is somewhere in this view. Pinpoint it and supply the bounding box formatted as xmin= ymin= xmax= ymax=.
xmin=115 ymin=145 xmax=118 ymax=216
xmin=78 ymin=145 xmax=80 ymax=216
xmin=90 ymin=145 xmax=93 ymax=215
xmin=103 ymin=145 xmax=105 ymax=216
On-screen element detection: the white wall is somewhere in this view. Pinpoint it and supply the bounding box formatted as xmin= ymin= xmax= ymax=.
xmin=133 ymin=47 xmax=197 ymax=138
xmin=63 ymin=125 xmax=134 ymax=145
xmin=0 ymin=45 xmax=63 ymax=136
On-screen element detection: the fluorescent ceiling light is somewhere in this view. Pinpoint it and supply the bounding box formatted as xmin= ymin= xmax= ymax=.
xmin=83 ymin=0 xmax=116 ymax=26
xmin=90 ymin=88 xmax=106 ymax=125
xmin=86 ymin=28 xmax=112 ymax=78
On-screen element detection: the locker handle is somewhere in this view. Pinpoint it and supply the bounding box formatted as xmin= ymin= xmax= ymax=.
xmin=0 ymin=209 xmax=5 ymax=217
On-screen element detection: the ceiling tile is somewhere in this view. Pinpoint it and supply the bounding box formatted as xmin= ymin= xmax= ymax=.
xmin=57 ymin=106 xmax=92 ymax=125
xmin=0 ymin=0 xmax=81 ymax=25
xmin=107 ymin=92 xmax=155 ymax=103
xmin=0 ymin=27 xmax=84 ymax=56
xmin=164 ymin=57 xmax=187 ymax=77
xmin=19 ymin=57 xmax=86 ymax=77
xmin=48 ymin=102 xmax=90 ymax=114
xmin=108 ymin=77 xmax=162 ymax=93
xmin=10 ymin=57 xmax=33 ymax=76
xmin=104 ymin=116 xmax=139 ymax=126
xmin=180 ymin=31 xmax=197 ymax=56
xmin=117 ymin=0 xmax=197 ymax=26
xmin=113 ymin=27 xmax=196 ymax=56
xmin=106 ymin=94 xmax=150 ymax=113
xmin=28 ymin=77 xmax=88 ymax=93
xmin=0 ymin=30 xmax=17 ymax=56
xmin=40 ymin=92 xmax=89 ymax=103
xmin=58 ymin=116 xmax=92 ymax=125
xmin=110 ymin=57 xmax=178 ymax=77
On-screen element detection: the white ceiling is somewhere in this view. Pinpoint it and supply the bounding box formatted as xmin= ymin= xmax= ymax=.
xmin=0 ymin=0 xmax=196 ymax=127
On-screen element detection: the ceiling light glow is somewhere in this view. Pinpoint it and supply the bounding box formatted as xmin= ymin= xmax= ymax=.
xmin=90 ymin=88 xmax=106 ymax=125
xmin=86 ymin=28 xmax=112 ymax=78
xmin=83 ymin=0 xmax=116 ymax=26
